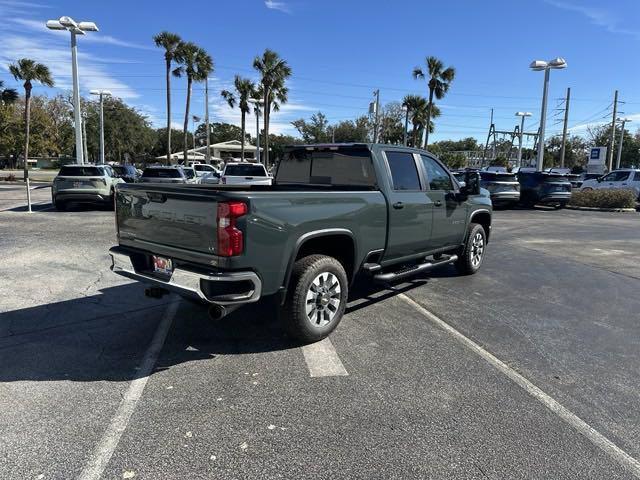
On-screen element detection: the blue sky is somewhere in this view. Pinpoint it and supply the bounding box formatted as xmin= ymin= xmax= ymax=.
xmin=2 ymin=0 xmax=640 ymax=146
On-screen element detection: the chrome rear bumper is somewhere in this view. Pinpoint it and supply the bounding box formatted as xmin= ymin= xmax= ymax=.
xmin=109 ymin=247 xmax=261 ymax=305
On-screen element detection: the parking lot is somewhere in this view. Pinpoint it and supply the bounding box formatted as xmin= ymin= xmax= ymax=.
xmin=1 ymin=185 xmax=639 ymax=479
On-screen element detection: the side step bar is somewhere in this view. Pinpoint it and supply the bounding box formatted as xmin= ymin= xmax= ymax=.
xmin=373 ymin=255 xmax=458 ymax=283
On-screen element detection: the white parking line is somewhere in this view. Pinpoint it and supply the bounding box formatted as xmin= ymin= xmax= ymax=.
xmin=78 ymin=299 xmax=180 ymax=480
xmin=302 ymin=337 xmax=348 ymax=377
xmin=399 ymin=294 xmax=640 ymax=478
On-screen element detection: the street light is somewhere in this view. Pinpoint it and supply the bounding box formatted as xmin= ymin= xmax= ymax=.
xmin=90 ymin=90 xmax=111 ymax=164
xmin=615 ymin=117 xmax=632 ymax=170
xmin=47 ymin=16 xmax=99 ymax=165
xmin=530 ymin=57 xmax=567 ymax=171
xmin=515 ymin=112 xmax=532 ymax=167
xmin=248 ymin=98 xmax=262 ymax=164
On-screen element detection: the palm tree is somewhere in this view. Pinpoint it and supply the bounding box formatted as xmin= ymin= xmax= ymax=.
xmin=174 ymin=42 xmax=213 ymax=164
xmin=412 ymin=56 xmax=455 ymax=148
xmin=0 ymin=80 xmax=19 ymax=106
xmin=253 ymin=49 xmax=292 ymax=167
xmin=153 ymin=31 xmax=182 ymax=164
xmin=9 ymin=59 xmax=54 ymax=182
xmin=221 ymin=76 xmax=256 ymax=161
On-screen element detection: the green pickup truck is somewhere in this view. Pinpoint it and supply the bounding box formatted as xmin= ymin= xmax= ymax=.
xmin=109 ymin=144 xmax=492 ymax=343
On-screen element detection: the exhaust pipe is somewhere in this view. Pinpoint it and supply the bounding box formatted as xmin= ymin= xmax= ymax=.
xmin=208 ymin=304 xmax=241 ymax=321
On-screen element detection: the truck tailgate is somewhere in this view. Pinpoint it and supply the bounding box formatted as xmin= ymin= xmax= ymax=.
xmin=115 ymin=184 xmax=222 ymax=255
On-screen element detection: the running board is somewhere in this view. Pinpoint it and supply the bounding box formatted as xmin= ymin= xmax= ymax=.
xmin=373 ymin=255 xmax=458 ymax=283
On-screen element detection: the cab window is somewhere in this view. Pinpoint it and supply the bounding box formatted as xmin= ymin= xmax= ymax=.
xmin=420 ymin=155 xmax=453 ymax=191
xmin=385 ymin=151 xmax=421 ymax=191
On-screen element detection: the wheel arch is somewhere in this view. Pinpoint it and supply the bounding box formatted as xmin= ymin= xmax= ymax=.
xmin=469 ymin=209 xmax=492 ymax=242
xmin=281 ymin=228 xmax=357 ymax=300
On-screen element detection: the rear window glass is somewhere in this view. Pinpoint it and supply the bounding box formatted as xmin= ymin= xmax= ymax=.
xmin=224 ymin=164 xmax=267 ymax=176
xmin=59 ymin=166 xmax=103 ymax=176
xmin=194 ymin=164 xmax=212 ymax=171
xmin=276 ymin=147 xmax=376 ymax=187
xmin=480 ymin=172 xmax=517 ymax=182
xmin=387 ymin=151 xmax=421 ymax=190
xmin=142 ymin=168 xmax=183 ymax=178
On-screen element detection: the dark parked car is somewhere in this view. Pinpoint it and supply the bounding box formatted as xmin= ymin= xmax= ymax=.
xmin=517 ymin=171 xmax=572 ymax=208
xmin=111 ymin=164 xmax=139 ymax=183
xmin=140 ymin=166 xmax=188 ymax=184
xmin=109 ymin=144 xmax=492 ymax=343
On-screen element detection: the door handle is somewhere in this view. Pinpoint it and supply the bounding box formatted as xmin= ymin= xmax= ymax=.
xmin=392 ymin=202 xmax=404 ymax=209
xmin=434 ymin=200 xmax=443 ymax=207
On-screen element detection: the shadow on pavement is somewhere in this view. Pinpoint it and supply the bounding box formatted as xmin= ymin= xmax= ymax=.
xmin=0 ymin=268 xmax=444 ymax=383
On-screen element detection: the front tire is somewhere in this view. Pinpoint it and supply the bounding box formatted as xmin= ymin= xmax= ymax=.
xmin=455 ymin=223 xmax=487 ymax=275
xmin=283 ymin=254 xmax=348 ymax=344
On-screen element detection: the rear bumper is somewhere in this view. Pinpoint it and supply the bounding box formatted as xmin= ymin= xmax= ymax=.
xmin=539 ymin=192 xmax=571 ymax=203
xmin=54 ymin=191 xmax=111 ymax=203
xmin=490 ymin=192 xmax=520 ymax=203
xmin=108 ymin=246 xmax=261 ymax=305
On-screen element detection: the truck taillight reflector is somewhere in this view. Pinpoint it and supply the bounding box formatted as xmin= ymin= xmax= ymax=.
xmin=217 ymin=201 xmax=247 ymax=256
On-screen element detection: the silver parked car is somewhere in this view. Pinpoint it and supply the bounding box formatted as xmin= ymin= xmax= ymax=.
xmin=52 ymin=164 xmax=124 ymax=211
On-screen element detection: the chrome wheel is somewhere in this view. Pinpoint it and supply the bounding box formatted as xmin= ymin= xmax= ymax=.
xmin=305 ymin=272 xmax=341 ymax=328
xmin=470 ymin=232 xmax=484 ymax=267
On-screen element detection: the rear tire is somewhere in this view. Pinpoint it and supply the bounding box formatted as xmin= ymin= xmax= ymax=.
xmin=282 ymin=254 xmax=348 ymax=344
xmin=54 ymin=198 xmax=66 ymax=211
xmin=455 ymin=223 xmax=486 ymax=275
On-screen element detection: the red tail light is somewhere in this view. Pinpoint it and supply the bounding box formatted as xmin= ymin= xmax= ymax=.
xmin=217 ymin=201 xmax=247 ymax=256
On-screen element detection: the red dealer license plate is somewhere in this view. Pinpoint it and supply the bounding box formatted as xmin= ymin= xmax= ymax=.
xmin=152 ymin=255 xmax=173 ymax=275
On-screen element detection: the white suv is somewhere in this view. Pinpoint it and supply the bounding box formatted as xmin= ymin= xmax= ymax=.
xmin=580 ymin=169 xmax=640 ymax=197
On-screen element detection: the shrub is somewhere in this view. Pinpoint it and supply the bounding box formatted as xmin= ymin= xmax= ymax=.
xmin=570 ymin=189 xmax=637 ymax=209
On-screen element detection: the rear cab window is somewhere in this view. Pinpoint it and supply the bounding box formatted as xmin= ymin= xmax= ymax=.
xmin=142 ymin=168 xmax=183 ymax=178
xmin=276 ymin=147 xmax=377 ymax=187
xmin=385 ymin=151 xmax=421 ymax=190
xmin=59 ymin=166 xmax=104 ymax=177
xmin=224 ymin=164 xmax=267 ymax=177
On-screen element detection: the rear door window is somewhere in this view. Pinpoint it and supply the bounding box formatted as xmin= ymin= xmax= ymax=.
xmin=386 ymin=151 xmax=421 ymax=190
xmin=634 ymin=172 xmax=640 ymax=182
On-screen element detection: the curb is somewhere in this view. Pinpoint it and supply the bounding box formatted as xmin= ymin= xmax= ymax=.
xmin=566 ymin=205 xmax=637 ymax=213
xmin=0 ymin=181 xmax=51 ymax=186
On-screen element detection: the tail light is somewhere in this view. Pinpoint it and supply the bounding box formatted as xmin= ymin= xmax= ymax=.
xmin=216 ymin=201 xmax=247 ymax=256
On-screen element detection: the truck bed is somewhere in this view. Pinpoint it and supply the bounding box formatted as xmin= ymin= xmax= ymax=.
xmin=114 ymin=182 xmax=388 ymax=296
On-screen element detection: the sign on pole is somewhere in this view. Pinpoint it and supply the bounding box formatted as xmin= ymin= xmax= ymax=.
xmin=587 ymin=147 xmax=607 ymax=174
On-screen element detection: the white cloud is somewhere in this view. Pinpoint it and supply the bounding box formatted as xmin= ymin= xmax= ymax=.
xmin=264 ymin=0 xmax=291 ymax=14
xmin=1 ymin=35 xmax=139 ymax=99
xmin=11 ymin=18 xmax=153 ymax=50
xmin=545 ymin=1 xmax=640 ymax=38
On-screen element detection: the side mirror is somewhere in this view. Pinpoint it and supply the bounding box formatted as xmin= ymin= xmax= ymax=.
xmin=458 ymin=181 xmax=466 ymax=188
xmin=597 ymin=177 xmax=603 ymax=183
xmin=462 ymin=170 xmax=481 ymax=196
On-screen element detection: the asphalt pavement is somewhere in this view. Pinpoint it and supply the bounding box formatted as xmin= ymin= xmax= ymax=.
xmin=1 ymin=191 xmax=639 ymax=479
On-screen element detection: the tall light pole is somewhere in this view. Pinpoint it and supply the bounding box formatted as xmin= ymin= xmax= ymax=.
xmin=248 ymin=99 xmax=261 ymax=164
xmin=530 ymin=57 xmax=567 ymax=171
xmin=205 ymin=78 xmax=211 ymax=163
xmin=616 ymin=118 xmax=631 ymax=170
xmin=90 ymin=90 xmax=111 ymax=164
xmin=515 ymin=112 xmax=532 ymax=168
xmin=47 ymin=17 xmax=98 ymax=165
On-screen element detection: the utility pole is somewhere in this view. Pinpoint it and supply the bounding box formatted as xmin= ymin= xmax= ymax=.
xmin=616 ymin=118 xmax=631 ymax=169
xmin=559 ymin=87 xmax=571 ymax=168
xmin=82 ymin=106 xmax=88 ymax=163
xmin=536 ymin=67 xmax=551 ymax=171
xmin=205 ymin=78 xmax=211 ymax=163
xmin=372 ymin=89 xmax=380 ymax=143
xmin=608 ymin=90 xmax=618 ymax=172
xmin=403 ymin=105 xmax=409 ymax=146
